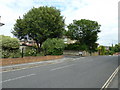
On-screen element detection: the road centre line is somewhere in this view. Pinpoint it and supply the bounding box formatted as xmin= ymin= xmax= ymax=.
xmin=0 ymin=74 xmax=36 ymax=83
xmin=1 ymin=64 xmax=75 ymax=83
xmin=50 ymin=64 xmax=74 ymax=71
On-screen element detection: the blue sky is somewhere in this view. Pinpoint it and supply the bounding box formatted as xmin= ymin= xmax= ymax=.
xmin=0 ymin=0 xmax=119 ymax=46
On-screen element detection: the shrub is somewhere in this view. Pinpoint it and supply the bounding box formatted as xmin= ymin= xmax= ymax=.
xmin=1 ymin=35 xmax=19 ymax=50
xmin=24 ymin=46 xmax=37 ymax=56
xmin=1 ymin=50 xmax=10 ymax=58
xmin=10 ymin=49 xmax=21 ymax=58
xmin=108 ymin=50 xmax=114 ymax=55
xmin=42 ymin=38 xmax=65 ymax=55
xmin=0 ymin=35 xmax=20 ymax=58
xmin=1 ymin=49 xmax=21 ymax=58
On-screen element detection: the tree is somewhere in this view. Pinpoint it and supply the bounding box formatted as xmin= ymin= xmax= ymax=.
xmin=42 ymin=38 xmax=65 ymax=55
xmin=98 ymin=45 xmax=105 ymax=55
xmin=12 ymin=6 xmax=65 ymax=52
xmin=66 ymin=19 xmax=101 ymax=53
xmin=109 ymin=43 xmax=120 ymax=55
xmin=113 ymin=43 xmax=120 ymax=52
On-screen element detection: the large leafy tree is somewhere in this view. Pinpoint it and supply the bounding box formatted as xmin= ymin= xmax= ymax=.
xmin=67 ymin=19 xmax=101 ymax=53
xmin=12 ymin=6 xmax=65 ymax=51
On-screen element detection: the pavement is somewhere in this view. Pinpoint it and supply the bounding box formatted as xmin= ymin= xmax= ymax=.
xmin=1 ymin=55 xmax=119 ymax=88
xmin=0 ymin=56 xmax=72 ymax=72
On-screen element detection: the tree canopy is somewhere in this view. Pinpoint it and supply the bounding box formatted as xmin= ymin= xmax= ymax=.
xmin=109 ymin=43 xmax=120 ymax=54
xmin=66 ymin=19 xmax=101 ymax=53
xmin=12 ymin=6 xmax=65 ymax=51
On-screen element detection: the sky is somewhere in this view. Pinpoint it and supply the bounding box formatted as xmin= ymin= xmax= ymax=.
xmin=0 ymin=0 xmax=119 ymax=46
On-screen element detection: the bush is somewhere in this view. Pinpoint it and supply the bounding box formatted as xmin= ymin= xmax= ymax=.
xmin=1 ymin=50 xmax=10 ymax=58
xmin=42 ymin=38 xmax=65 ymax=55
xmin=1 ymin=35 xmax=19 ymax=50
xmin=10 ymin=49 xmax=21 ymax=58
xmin=108 ymin=50 xmax=114 ymax=55
xmin=24 ymin=46 xmax=37 ymax=56
xmin=0 ymin=35 xmax=20 ymax=58
xmin=1 ymin=49 xmax=21 ymax=58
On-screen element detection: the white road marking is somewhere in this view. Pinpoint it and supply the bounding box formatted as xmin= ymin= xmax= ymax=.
xmin=0 ymin=62 xmax=55 ymax=73
xmin=0 ymin=59 xmax=68 ymax=73
xmin=0 ymin=57 xmax=85 ymax=73
xmin=50 ymin=64 xmax=74 ymax=71
xmin=0 ymin=74 xmax=36 ymax=83
xmin=100 ymin=65 xmax=120 ymax=89
xmin=0 ymin=65 xmax=46 ymax=73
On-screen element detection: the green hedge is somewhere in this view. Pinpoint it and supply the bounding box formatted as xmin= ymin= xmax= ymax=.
xmin=1 ymin=49 xmax=21 ymax=58
xmin=42 ymin=38 xmax=65 ymax=55
xmin=0 ymin=35 xmax=21 ymax=58
xmin=24 ymin=46 xmax=37 ymax=56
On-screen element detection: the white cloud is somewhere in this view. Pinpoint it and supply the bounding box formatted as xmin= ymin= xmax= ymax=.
xmin=0 ymin=0 xmax=119 ymax=46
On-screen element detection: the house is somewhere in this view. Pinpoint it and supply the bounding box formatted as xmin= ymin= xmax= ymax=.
xmin=20 ymin=39 xmax=36 ymax=46
xmin=19 ymin=36 xmax=77 ymax=47
xmin=63 ymin=36 xmax=77 ymax=44
xmin=104 ymin=46 xmax=110 ymax=50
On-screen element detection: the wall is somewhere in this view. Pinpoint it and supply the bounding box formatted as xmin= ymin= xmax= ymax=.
xmin=63 ymin=50 xmax=99 ymax=56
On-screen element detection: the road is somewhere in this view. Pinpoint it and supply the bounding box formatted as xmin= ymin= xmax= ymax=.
xmin=108 ymin=73 xmax=119 ymax=88
xmin=1 ymin=56 xmax=119 ymax=88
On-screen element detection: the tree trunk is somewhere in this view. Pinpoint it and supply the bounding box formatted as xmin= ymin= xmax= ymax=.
xmin=35 ymin=39 xmax=43 ymax=53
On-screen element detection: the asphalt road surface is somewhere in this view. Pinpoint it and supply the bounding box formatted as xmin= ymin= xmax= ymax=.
xmin=2 ymin=56 xmax=118 ymax=88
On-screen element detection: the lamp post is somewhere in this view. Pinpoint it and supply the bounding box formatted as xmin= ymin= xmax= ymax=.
xmin=21 ymin=47 xmax=24 ymax=58
xmin=20 ymin=45 xmax=26 ymax=58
